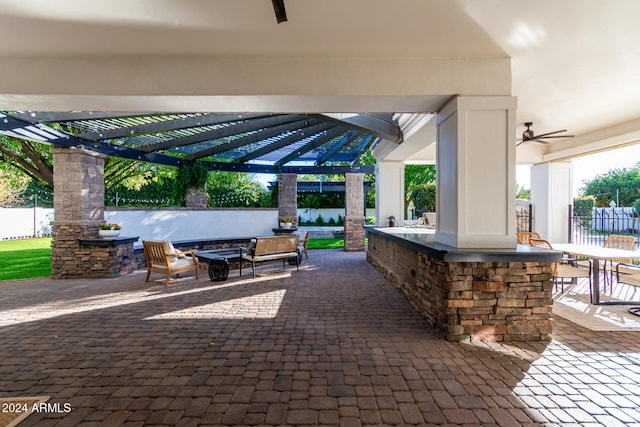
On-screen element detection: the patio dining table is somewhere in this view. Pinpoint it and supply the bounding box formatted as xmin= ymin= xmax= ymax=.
xmin=552 ymin=243 xmax=640 ymax=305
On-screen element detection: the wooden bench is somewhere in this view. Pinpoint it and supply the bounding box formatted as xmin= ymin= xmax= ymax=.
xmin=242 ymin=235 xmax=299 ymax=278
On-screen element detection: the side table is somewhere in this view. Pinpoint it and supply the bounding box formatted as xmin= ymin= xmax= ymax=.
xmin=195 ymin=247 xmax=245 ymax=281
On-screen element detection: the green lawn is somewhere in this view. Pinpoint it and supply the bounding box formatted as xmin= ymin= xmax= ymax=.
xmin=306 ymin=238 xmax=367 ymax=250
xmin=307 ymin=238 xmax=345 ymax=250
xmin=0 ymin=237 xmax=363 ymax=281
xmin=0 ymin=237 xmax=52 ymax=280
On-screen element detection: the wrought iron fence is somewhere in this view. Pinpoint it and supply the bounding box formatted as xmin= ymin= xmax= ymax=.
xmin=516 ymin=202 xmax=532 ymax=232
xmin=569 ymin=205 xmax=640 ymax=247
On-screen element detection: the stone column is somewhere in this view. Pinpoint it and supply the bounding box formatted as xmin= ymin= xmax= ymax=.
xmin=277 ymin=173 xmax=297 ymax=226
xmin=51 ymin=147 xmax=106 ymax=278
xmin=345 ymin=173 xmax=365 ymax=251
xmin=186 ymin=187 xmax=207 ymax=208
xmin=436 ymin=96 xmax=518 ymax=248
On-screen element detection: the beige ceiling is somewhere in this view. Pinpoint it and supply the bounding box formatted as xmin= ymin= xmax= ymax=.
xmin=1 ymin=0 xmax=639 ymax=164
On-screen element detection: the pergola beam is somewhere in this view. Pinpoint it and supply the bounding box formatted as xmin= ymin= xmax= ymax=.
xmin=185 ymin=116 xmax=318 ymax=160
xmin=10 ymin=111 xmax=156 ymax=123
xmin=202 ymin=161 xmax=374 ymax=175
xmin=77 ymin=113 xmax=271 ymax=141
xmin=315 ymin=130 xmax=359 ymax=166
xmin=313 ymin=113 xmax=403 ymax=143
xmin=234 ymin=122 xmax=333 ymax=163
xmin=138 ymin=114 xmax=307 ymax=152
xmin=275 ymin=127 xmax=346 ymax=166
xmin=0 ymin=114 xmax=184 ymax=167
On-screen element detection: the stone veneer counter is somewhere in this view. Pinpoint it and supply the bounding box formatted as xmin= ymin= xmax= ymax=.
xmin=73 ymin=236 xmax=139 ymax=278
xmin=367 ymin=227 xmax=562 ymax=342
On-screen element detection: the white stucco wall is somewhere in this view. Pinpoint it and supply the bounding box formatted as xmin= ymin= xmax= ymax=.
xmin=0 ymin=207 xmax=53 ymax=239
xmin=104 ymin=209 xmax=278 ymax=246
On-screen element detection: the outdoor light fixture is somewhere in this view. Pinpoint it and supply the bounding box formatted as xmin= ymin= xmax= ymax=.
xmin=272 ymin=0 xmax=287 ymax=23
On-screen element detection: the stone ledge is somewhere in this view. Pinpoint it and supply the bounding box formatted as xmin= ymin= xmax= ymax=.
xmin=78 ymin=237 xmax=139 ymax=246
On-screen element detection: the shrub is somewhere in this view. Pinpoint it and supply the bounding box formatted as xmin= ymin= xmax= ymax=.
xmin=410 ymin=182 xmax=436 ymax=212
xmin=573 ymin=196 xmax=595 ymax=229
xmin=633 ymin=199 xmax=640 ymax=217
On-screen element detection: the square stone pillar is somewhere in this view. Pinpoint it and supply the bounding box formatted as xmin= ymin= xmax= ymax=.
xmin=51 ymin=147 xmax=107 ymax=278
xmin=345 ymin=173 xmax=365 ymax=252
xmin=436 ymin=96 xmax=518 ymax=248
xmin=186 ymin=187 xmax=207 ymax=208
xmin=277 ymin=173 xmax=298 ymax=226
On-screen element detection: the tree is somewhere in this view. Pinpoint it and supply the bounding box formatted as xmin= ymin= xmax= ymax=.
xmin=206 ymin=171 xmax=271 ymax=207
xmin=410 ymin=182 xmax=436 ymax=212
xmin=0 ymin=134 xmax=171 ymax=195
xmin=516 ymin=185 xmax=530 ymax=200
xmin=405 ymin=164 xmax=436 ymax=214
xmin=581 ymin=167 xmax=640 ymax=207
xmin=0 ymin=167 xmax=30 ymax=206
xmin=573 ymin=195 xmax=595 ymax=228
xmin=0 ymin=135 xmax=54 ymax=189
xmin=104 ymin=158 xmax=171 ymax=193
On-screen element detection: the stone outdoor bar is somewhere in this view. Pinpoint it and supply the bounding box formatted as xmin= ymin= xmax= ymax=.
xmin=367 ymin=228 xmax=561 ymax=342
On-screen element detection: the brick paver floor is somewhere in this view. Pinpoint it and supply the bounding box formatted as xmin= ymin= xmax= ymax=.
xmin=1 ymin=249 xmax=640 ymax=426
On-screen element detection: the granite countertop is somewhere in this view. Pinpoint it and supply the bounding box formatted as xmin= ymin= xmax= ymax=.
xmin=369 ymin=227 xmax=561 ymax=263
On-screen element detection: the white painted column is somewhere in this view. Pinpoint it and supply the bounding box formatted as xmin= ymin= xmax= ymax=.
xmin=435 ymin=96 xmax=517 ymax=248
xmin=531 ymin=162 xmax=573 ymax=243
xmin=375 ymin=161 xmax=404 ymax=226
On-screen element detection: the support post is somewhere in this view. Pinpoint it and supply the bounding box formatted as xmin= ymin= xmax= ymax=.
xmin=375 ymin=161 xmax=404 ymax=227
xmin=345 ymin=173 xmax=365 ymax=251
xmin=277 ymin=173 xmax=298 ymax=226
xmin=51 ymin=147 xmax=105 ymax=278
xmin=435 ymin=96 xmax=517 ymax=248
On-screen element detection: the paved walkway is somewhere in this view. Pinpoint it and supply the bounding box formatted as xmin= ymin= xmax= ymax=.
xmin=1 ymin=249 xmax=640 ymax=426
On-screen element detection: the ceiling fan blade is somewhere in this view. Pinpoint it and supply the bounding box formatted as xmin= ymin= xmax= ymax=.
xmin=533 ymin=129 xmax=567 ymax=138
xmin=534 ymin=134 xmax=575 ymax=139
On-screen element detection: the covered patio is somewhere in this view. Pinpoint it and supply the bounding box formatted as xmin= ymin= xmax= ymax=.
xmin=2 ymin=249 xmax=640 ymax=426
xmin=3 ymin=1 xmax=640 ymax=424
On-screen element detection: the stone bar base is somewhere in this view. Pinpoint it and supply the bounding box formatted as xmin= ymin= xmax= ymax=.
xmin=367 ymin=231 xmax=554 ymax=342
xmin=344 ymin=217 xmax=365 ymax=252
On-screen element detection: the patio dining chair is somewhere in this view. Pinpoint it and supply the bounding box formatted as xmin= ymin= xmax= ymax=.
xmin=142 ymin=240 xmax=199 ymax=286
xmin=517 ymin=231 xmax=541 ymax=245
xmin=602 ymin=235 xmax=636 ymax=291
xmin=529 ymin=238 xmax=592 ymax=296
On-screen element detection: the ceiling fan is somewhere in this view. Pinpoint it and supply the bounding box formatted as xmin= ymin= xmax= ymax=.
xmin=516 ymin=122 xmax=574 ymax=146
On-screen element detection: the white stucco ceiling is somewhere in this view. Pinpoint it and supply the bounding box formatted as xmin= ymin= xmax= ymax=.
xmin=1 ymin=0 xmax=639 ymax=164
